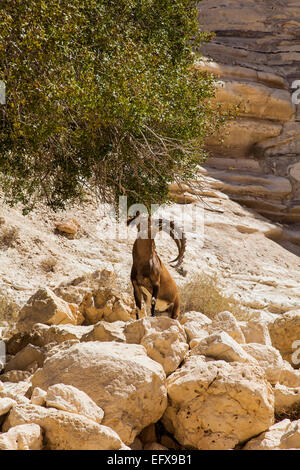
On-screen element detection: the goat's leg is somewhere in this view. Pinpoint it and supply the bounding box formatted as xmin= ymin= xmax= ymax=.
xmin=170 ymin=296 xmax=180 ymax=319
xmin=151 ymin=284 xmax=159 ymax=317
xmin=132 ymin=280 xmax=142 ymax=319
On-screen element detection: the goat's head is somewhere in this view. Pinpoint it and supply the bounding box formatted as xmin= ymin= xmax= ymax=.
xmin=127 ymin=211 xmax=151 ymax=239
xmin=127 ymin=212 xmax=186 ymax=268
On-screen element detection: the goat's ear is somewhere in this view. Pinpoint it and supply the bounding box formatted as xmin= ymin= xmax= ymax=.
xmin=127 ymin=211 xmax=140 ymax=226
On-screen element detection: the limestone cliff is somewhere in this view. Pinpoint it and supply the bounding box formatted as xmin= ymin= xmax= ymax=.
xmin=197 ymin=0 xmax=300 ymax=225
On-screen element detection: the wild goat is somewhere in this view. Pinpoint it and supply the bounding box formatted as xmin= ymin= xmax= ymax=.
xmin=127 ymin=213 xmax=186 ymax=319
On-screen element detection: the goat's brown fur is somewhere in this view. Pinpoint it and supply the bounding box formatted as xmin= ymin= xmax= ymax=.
xmin=128 ymin=213 xmax=185 ymax=319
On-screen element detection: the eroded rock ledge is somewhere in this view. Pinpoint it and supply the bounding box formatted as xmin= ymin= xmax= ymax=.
xmin=197 ymin=0 xmax=300 ymax=224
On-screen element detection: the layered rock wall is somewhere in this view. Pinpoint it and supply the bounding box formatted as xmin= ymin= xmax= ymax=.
xmin=198 ymin=0 xmax=300 ymax=223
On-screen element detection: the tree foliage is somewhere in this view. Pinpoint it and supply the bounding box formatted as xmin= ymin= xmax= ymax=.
xmin=0 ymin=0 xmax=227 ymax=211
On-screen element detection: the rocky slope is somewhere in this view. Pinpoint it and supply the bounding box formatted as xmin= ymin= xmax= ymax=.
xmin=0 ymin=275 xmax=300 ymax=450
xmin=0 ymin=188 xmax=299 ymax=323
xmin=0 ymin=190 xmax=298 ymax=449
xmin=197 ymin=0 xmax=300 ymax=227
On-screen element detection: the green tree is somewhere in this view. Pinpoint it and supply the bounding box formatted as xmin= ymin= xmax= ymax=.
xmin=0 ymin=0 xmax=227 ymax=212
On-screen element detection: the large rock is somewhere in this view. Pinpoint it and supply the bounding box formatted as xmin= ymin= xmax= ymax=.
xmin=0 ymin=423 xmax=43 ymax=450
xmin=279 ymin=420 xmax=300 ymax=449
xmin=269 ymin=311 xmax=300 ymax=368
xmin=279 ymin=367 xmax=300 ymax=389
xmin=31 ymin=341 xmax=167 ymax=445
xmin=0 ymin=397 xmax=16 ymax=417
xmin=82 ymin=320 xmax=126 ymax=343
xmin=190 ymin=332 xmax=254 ymax=364
xmin=243 ymin=419 xmax=291 ymax=450
xmin=206 ymin=170 xmax=292 ymax=202
xmin=31 ymin=387 xmax=47 ymax=406
xmin=162 ymin=355 xmax=274 ymax=450
xmin=124 ymin=317 xmax=189 ymax=376
xmin=55 ymin=218 xmax=79 ymax=236
xmin=45 ymin=383 xmax=104 ymax=424
xmin=242 ymin=343 xmax=286 ymax=385
xmin=205 ymin=119 xmax=282 ymax=158
xmin=4 ymin=344 xmax=45 ymax=372
xmin=246 ymin=417 xmax=300 ymax=450
xmin=6 ymin=329 xmax=46 ymax=355
xmin=212 ymin=80 xmax=294 ymax=122
xmin=43 ymin=339 xmax=80 ymax=359
xmin=179 ymin=311 xmax=211 ymax=343
xmin=3 ymin=403 xmax=125 ymax=450
xmin=31 ymin=323 xmax=93 ymax=346
xmin=198 ymin=0 xmax=300 ymax=84
xmin=209 ymin=311 xmax=245 ymax=344
xmin=17 ymin=288 xmax=84 ymax=332
xmin=80 ymin=288 xmax=136 ymax=323
xmin=54 ymin=269 xmax=117 ymax=305
xmin=239 ymin=320 xmax=272 ymax=346
xmin=196 ymin=59 xmax=287 ymax=89
xmin=0 ymin=370 xmax=32 ymax=383
xmin=0 ymin=381 xmax=32 ymax=402
xmin=274 ymin=384 xmax=300 ymax=416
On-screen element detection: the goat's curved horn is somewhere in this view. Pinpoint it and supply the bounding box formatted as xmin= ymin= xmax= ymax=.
xmin=156 ymin=219 xmax=186 ymax=268
xmin=169 ymin=221 xmax=186 ymax=268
